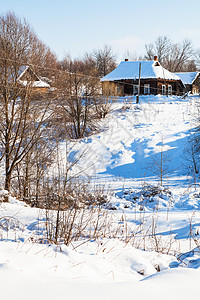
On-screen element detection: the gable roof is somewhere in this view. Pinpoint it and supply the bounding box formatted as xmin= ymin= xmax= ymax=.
xmin=101 ymin=60 xmax=181 ymax=82
xmin=17 ymin=65 xmax=39 ymax=81
xmin=17 ymin=65 xmax=50 ymax=88
xmin=174 ymin=72 xmax=199 ymax=85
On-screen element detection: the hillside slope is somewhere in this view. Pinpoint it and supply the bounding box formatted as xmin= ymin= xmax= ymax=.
xmin=71 ymin=95 xmax=198 ymax=190
xmin=1 ymin=95 xmax=200 ymax=300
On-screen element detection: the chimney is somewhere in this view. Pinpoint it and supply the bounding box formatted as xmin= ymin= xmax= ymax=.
xmin=154 ymin=56 xmax=158 ymax=61
xmin=125 ymin=58 xmax=129 ymax=62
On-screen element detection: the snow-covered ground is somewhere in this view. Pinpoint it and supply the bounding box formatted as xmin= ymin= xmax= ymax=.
xmin=69 ymin=95 xmax=197 ymax=190
xmin=1 ymin=95 xmax=200 ymax=299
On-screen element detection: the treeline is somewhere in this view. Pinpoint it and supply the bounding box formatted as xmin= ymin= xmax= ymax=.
xmin=58 ymin=36 xmax=200 ymax=81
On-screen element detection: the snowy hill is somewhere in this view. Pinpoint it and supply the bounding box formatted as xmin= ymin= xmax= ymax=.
xmin=70 ymin=95 xmax=197 ymax=190
xmin=1 ymin=95 xmax=200 ymax=300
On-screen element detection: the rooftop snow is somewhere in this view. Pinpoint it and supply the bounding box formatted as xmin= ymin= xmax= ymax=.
xmin=18 ymin=79 xmax=50 ymax=88
xmin=101 ymin=61 xmax=181 ymax=82
xmin=174 ymin=72 xmax=199 ymax=85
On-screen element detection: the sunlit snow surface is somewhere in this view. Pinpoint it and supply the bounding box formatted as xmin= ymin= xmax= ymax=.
xmin=1 ymin=95 xmax=200 ymax=300
xmin=68 ymin=95 xmax=197 ymax=191
xmin=101 ymin=61 xmax=181 ymax=81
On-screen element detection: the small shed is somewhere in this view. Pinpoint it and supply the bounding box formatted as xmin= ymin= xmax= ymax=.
xmin=17 ymin=66 xmax=50 ymax=93
xmin=101 ymin=57 xmax=184 ymax=96
xmin=174 ymin=72 xmax=200 ymax=94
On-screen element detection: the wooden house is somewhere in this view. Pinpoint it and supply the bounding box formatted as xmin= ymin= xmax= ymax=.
xmin=17 ymin=66 xmax=50 ymax=93
xmin=101 ymin=57 xmax=184 ymax=96
xmin=174 ymin=72 xmax=200 ymax=94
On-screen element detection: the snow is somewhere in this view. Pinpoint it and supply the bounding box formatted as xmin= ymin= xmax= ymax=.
xmin=18 ymin=79 xmax=50 ymax=88
xmin=101 ymin=61 xmax=181 ymax=81
xmin=1 ymin=95 xmax=200 ymax=299
xmin=17 ymin=65 xmax=50 ymax=88
xmin=69 ymin=95 xmax=196 ymax=190
xmin=0 ymin=200 xmax=196 ymax=299
xmin=174 ymin=71 xmax=199 ymax=85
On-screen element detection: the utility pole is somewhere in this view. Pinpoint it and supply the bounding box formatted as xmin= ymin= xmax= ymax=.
xmin=136 ymin=62 xmax=141 ymax=104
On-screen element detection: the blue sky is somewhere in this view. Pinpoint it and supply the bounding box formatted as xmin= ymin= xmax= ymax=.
xmin=1 ymin=0 xmax=200 ymax=61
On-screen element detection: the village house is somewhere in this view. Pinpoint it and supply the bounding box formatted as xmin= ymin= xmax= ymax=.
xmin=174 ymin=71 xmax=200 ymax=94
xmin=101 ymin=57 xmax=184 ymax=96
xmin=17 ymin=65 xmax=50 ymax=93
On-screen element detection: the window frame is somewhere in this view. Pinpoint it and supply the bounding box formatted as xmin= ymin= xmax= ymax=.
xmin=133 ymin=84 xmax=139 ymax=95
xmin=162 ymin=84 xmax=166 ymax=95
xmin=168 ymin=85 xmax=172 ymax=95
xmin=144 ymin=84 xmax=150 ymax=95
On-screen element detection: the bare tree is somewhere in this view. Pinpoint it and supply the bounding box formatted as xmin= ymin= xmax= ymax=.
xmin=165 ymin=39 xmax=194 ymax=72
xmin=57 ymin=55 xmax=102 ymax=139
xmin=146 ymin=137 xmax=170 ymax=186
xmin=144 ymin=35 xmax=171 ymax=63
xmin=57 ymin=50 xmax=116 ymax=139
xmin=144 ymin=36 xmax=194 ymax=72
xmin=59 ymin=54 xmax=100 ymax=96
xmin=14 ymin=132 xmax=57 ymax=204
xmin=30 ymin=37 xmax=58 ymax=78
xmin=184 ymin=105 xmax=200 ymax=187
xmin=0 ymin=12 xmax=54 ymax=194
xmin=94 ymin=95 xmax=115 ymax=119
xmin=184 ymin=133 xmax=200 ymax=183
xmin=92 ymin=45 xmax=117 ymax=77
xmin=195 ymin=49 xmax=200 ymax=70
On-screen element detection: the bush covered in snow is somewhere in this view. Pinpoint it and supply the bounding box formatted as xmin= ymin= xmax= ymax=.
xmin=116 ymin=185 xmax=174 ymax=210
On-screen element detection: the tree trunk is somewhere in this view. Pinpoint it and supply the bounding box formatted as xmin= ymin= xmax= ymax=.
xmin=5 ymin=172 xmax=11 ymax=192
xmin=5 ymin=141 xmax=11 ymax=197
xmin=4 ymin=170 xmax=11 ymax=202
xmin=23 ymin=158 xmax=29 ymax=203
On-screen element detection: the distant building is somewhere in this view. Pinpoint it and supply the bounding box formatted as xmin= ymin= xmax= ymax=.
xmin=101 ymin=57 xmax=184 ymax=96
xmin=174 ymin=72 xmax=200 ymax=94
xmin=17 ymin=66 xmax=50 ymax=93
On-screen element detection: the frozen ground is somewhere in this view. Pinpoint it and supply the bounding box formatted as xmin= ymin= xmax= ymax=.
xmin=1 ymin=95 xmax=200 ymax=299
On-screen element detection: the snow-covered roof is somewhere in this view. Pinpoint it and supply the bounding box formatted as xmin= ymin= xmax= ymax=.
xmin=174 ymin=72 xmax=199 ymax=85
xmin=18 ymin=80 xmax=50 ymax=88
xmin=17 ymin=65 xmax=50 ymax=88
xmin=101 ymin=60 xmax=181 ymax=82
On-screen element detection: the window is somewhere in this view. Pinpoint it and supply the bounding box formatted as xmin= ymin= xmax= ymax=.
xmin=162 ymin=85 xmax=166 ymax=95
xmin=144 ymin=84 xmax=150 ymax=95
xmin=117 ymin=86 xmax=120 ymax=95
xmin=133 ymin=85 xmax=139 ymax=95
xmin=168 ymin=85 xmax=172 ymax=95
xmin=193 ymin=88 xmax=198 ymax=94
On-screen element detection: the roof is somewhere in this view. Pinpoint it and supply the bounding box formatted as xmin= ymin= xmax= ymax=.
xmin=18 ymin=80 xmax=50 ymax=88
xmin=101 ymin=60 xmax=181 ymax=82
xmin=17 ymin=65 xmax=50 ymax=88
xmin=17 ymin=66 xmax=36 ymax=80
xmin=174 ymin=72 xmax=199 ymax=85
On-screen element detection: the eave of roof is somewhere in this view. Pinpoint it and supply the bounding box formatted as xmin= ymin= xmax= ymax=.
xmin=174 ymin=72 xmax=200 ymax=85
xmin=101 ymin=60 xmax=181 ymax=82
xmin=18 ymin=80 xmax=50 ymax=88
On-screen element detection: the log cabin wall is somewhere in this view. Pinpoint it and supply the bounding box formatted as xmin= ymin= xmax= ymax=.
xmin=192 ymin=76 xmax=200 ymax=94
xmin=102 ymin=79 xmax=184 ymax=96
